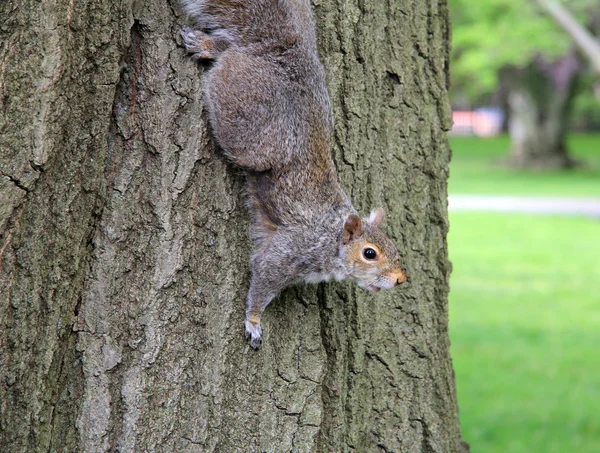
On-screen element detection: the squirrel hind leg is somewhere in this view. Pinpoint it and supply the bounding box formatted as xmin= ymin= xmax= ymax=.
xmin=245 ymin=291 xmax=275 ymax=350
xmin=181 ymin=26 xmax=232 ymax=61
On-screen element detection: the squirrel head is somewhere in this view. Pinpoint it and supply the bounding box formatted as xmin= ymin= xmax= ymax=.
xmin=339 ymin=208 xmax=406 ymax=292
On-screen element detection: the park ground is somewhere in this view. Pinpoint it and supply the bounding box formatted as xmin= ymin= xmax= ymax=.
xmin=447 ymin=134 xmax=600 ymax=453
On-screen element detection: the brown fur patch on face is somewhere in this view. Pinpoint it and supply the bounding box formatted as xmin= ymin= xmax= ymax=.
xmin=347 ymin=244 xmax=364 ymax=265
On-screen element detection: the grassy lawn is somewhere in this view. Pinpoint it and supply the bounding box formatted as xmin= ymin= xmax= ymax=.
xmin=448 ymin=134 xmax=600 ymax=196
xmin=448 ymin=135 xmax=600 ymax=453
xmin=448 ymin=215 xmax=600 ymax=452
xmin=448 ymin=134 xmax=600 ymax=452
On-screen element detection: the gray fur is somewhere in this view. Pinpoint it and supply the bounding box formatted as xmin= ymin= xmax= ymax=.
xmin=181 ymin=0 xmax=406 ymax=349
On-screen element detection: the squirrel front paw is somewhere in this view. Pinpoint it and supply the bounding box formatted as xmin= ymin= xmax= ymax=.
xmin=245 ymin=319 xmax=263 ymax=350
xmin=181 ymin=26 xmax=215 ymax=61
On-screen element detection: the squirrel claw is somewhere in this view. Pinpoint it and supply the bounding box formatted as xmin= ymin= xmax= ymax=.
xmin=249 ymin=336 xmax=262 ymax=350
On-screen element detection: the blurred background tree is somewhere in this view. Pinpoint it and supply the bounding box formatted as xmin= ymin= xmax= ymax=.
xmin=450 ymin=0 xmax=600 ymax=169
xmin=448 ymin=2 xmax=600 ymax=452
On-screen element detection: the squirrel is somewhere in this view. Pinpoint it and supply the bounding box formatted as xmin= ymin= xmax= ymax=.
xmin=180 ymin=0 xmax=407 ymax=349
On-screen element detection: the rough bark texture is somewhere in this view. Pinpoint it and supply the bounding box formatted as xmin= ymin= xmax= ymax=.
xmin=505 ymin=53 xmax=581 ymax=169
xmin=0 ymin=1 xmax=466 ymax=452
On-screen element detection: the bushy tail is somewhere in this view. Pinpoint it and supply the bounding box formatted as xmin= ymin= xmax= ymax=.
xmin=180 ymin=0 xmax=315 ymax=46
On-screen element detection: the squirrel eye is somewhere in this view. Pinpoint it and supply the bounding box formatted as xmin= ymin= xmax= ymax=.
xmin=362 ymin=247 xmax=377 ymax=260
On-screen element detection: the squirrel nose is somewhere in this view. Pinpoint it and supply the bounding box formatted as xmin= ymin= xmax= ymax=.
xmin=392 ymin=271 xmax=407 ymax=286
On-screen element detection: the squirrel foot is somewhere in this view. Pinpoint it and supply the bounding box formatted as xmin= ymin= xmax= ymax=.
xmin=245 ymin=319 xmax=263 ymax=350
xmin=181 ymin=26 xmax=216 ymax=60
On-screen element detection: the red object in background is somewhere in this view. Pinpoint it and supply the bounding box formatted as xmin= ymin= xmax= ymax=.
xmin=451 ymin=109 xmax=503 ymax=136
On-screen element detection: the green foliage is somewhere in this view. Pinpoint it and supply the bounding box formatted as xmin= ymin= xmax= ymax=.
xmin=450 ymin=0 xmax=596 ymax=101
xmin=449 ymin=212 xmax=600 ymax=453
xmin=572 ymin=78 xmax=600 ymax=128
xmin=448 ymin=134 xmax=600 ymax=195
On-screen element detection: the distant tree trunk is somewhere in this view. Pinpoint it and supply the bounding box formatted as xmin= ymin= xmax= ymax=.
xmin=505 ymin=53 xmax=581 ymax=169
xmin=0 ymin=0 xmax=467 ymax=452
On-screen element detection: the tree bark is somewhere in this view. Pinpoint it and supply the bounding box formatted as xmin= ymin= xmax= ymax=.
xmin=505 ymin=53 xmax=581 ymax=169
xmin=0 ymin=1 xmax=467 ymax=452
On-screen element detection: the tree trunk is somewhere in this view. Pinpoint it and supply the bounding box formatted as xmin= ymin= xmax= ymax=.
xmin=0 ymin=1 xmax=467 ymax=452
xmin=506 ymin=53 xmax=581 ymax=169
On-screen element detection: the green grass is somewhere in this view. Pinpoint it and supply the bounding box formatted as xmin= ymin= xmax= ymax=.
xmin=448 ymin=212 xmax=600 ymax=453
xmin=446 ymin=134 xmax=600 ymax=450
xmin=448 ymin=134 xmax=600 ymax=196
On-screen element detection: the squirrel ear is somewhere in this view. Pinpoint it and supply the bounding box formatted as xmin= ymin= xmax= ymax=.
xmin=342 ymin=214 xmax=363 ymax=245
xmin=368 ymin=207 xmax=384 ymax=226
